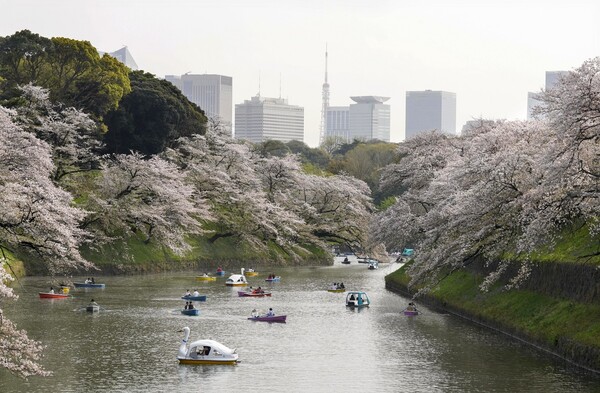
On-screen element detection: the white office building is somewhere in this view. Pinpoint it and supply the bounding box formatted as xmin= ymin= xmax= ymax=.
xmin=326 ymin=106 xmax=350 ymax=141
xmin=234 ymin=95 xmax=304 ymax=143
xmin=348 ymin=96 xmax=391 ymax=142
xmin=165 ymin=74 xmax=233 ymax=128
xmin=405 ymin=90 xmax=456 ymax=139
xmin=527 ymin=70 xmax=568 ymax=120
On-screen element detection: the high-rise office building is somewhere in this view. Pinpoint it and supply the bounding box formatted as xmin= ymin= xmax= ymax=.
xmin=348 ymin=96 xmax=391 ymax=142
xmin=326 ymin=106 xmax=350 ymax=141
xmin=165 ymin=74 xmax=233 ymax=128
xmin=545 ymin=70 xmax=568 ymax=90
xmin=405 ymin=90 xmax=456 ymax=139
xmin=234 ymin=95 xmax=304 ymax=143
xmin=527 ymin=70 xmax=568 ymax=120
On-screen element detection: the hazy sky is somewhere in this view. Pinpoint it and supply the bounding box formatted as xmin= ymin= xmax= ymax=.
xmin=3 ymin=0 xmax=600 ymax=146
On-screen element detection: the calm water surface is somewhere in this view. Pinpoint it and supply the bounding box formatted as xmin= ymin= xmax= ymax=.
xmin=2 ymin=258 xmax=600 ymax=392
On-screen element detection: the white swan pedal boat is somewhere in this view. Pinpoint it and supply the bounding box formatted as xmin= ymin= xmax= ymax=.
xmin=177 ymin=327 xmax=238 ymax=365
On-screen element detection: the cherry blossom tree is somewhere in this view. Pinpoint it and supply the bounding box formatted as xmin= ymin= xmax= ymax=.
xmin=534 ymin=57 xmax=600 ymax=241
xmin=11 ymin=84 xmax=103 ymax=187
xmin=0 ymin=107 xmax=93 ymax=378
xmin=83 ymin=152 xmax=208 ymax=255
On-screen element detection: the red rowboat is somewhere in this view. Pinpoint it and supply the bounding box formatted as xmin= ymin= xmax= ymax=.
xmin=238 ymin=291 xmax=271 ymax=297
xmin=39 ymin=292 xmax=70 ymax=299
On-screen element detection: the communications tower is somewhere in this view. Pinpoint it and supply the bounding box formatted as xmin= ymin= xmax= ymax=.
xmin=319 ymin=45 xmax=330 ymax=145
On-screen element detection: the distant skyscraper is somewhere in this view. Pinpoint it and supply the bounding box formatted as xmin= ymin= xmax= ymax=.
xmin=405 ymin=90 xmax=456 ymax=139
xmin=527 ymin=70 xmax=568 ymax=120
xmin=234 ymin=95 xmax=304 ymax=143
xmin=348 ymin=96 xmax=391 ymax=142
xmin=545 ymin=70 xmax=568 ymax=90
xmin=165 ymin=74 xmax=233 ymax=128
xmin=326 ymin=106 xmax=350 ymax=141
xmin=99 ymin=46 xmax=138 ymax=70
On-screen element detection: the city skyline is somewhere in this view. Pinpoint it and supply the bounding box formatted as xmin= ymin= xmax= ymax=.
xmin=2 ymin=0 xmax=599 ymax=147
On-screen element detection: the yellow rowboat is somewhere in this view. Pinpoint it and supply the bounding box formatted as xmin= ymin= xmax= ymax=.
xmin=196 ymin=276 xmax=217 ymax=281
xmin=245 ymin=271 xmax=259 ymax=277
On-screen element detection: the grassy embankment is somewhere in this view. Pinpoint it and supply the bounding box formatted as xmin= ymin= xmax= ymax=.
xmin=3 ymin=221 xmax=327 ymax=275
xmin=385 ymin=226 xmax=600 ymax=372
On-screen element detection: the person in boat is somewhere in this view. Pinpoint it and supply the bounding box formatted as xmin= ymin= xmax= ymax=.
xmin=201 ymin=272 xmax=209 ymax=277
xmin=406 ymin=302 xmax=416 ymax=312
xmin=217 ymin=267 xmax=223 ymax=272
xmin=88 ymin=299 xmax=98 ymax=307
xmin=348 ymin=294 xmax=356 ymax=305
xmin=188 ymin=302 xmax=195 ymax=310
xmin=84 ymin=278 xmax=91 ymax=284
xmin=251 ymin=308 xmax=259 ymax=318
xmin=185 ymin=289 xmax=191 ymax=297
xmin=339 ymin=282 xmax=345 ymax=289
xmin=257 ymin=286 xmax=263 ymax=294
xmin=192 ymin=289 xmax=200 ymax=297
xmin=91 ymin=277 xmax=95 ymax=284
xmin=49 ymin=286 xmax=55 ymax=294
xmin=266 ymin=308 xmax=275 ymax=317
xmin=343 ymin=256 xmax=349 ymax=262
xmin=248 ymin=268 xmax=254 ymax=272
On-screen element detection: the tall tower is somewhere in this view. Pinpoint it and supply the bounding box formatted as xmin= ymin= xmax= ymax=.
xmin=319 ymin=44 xmax=330 ymax=145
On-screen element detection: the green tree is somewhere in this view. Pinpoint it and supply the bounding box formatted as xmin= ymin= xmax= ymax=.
xmin=0 ymin=30 xmax=51 ymax=85
xmin=104 ymin=70 xmax=207 ymax=155
xmin=0 ymin=31 xmax=131 ymax=119
xmin=330 ymin=142 xmax=399 ymax=203
xmin=254 ymin=140 xmax=290 ymax=157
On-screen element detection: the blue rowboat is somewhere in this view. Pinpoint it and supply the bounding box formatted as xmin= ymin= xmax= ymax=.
xmin=181 ymin=295 xmax=207 ymax=302
xmin=265 ymin=276 xmax=280 ymax=282
xmin=216 ymin=270 xmax=225 ymax=276
xmin=181 ymin=309 xmax=200 ymax=316
xmin=74 ymin=282 xmax=106 ymax=288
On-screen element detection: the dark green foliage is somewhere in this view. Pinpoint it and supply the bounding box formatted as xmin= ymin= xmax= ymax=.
xmin=254 ymin=140 xmax=290 ymax=157
xmin=285 ymin=140 xmax=330 ymax=168
xmin=0 ymin=30 xmax=131 ymax=118
xmin=104 ymin=70 xmax=207 ymax=155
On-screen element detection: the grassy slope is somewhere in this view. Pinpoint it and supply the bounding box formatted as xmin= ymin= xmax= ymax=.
xmin=386 ymin=263 xmax=600 ymax=367
xmin=80 ymin=233 xmax=330 ymax=273
xmin=523 ymin=225 xmax=600 ymax=265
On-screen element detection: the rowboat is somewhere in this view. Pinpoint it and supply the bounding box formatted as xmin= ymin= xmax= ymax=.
xmin=196 ymin=276 xmax=217 ymax=282
xmin=177 ymin=327 xmax=238 ymax=365
xmin=238 ymin=291 xmax=271 ymax=297
xmin=245 ymin=271 xmax=259 ymax=277
xmin=181 ymin=295 xmax=207 ymax=302
xmin=86 ymin=304 xmax=100 ymax=312
xmin=327 ymin=288 xmax=345 ymax=293
xmin=73 ymin=282 xmax=106 ymax=288
xmin=215 ymin=270 xmax=225 ymax=276
xmin=39 ymin=292 xmax=70 ymax=299
xmin=181 ymin=309 xmax=200 ymax=316
xmin=403 ymin=310 xmax=419 ymax=316
xmin=247 ymin=315 xmax=286 ymax=323
xmin=265 ymin=276 xmax=280 ymax=282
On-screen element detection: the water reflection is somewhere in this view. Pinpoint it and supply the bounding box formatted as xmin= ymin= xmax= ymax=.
xmin=1 ymin=260 xmax=599 ymax=392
